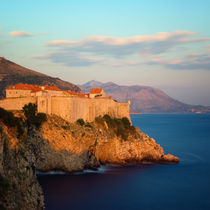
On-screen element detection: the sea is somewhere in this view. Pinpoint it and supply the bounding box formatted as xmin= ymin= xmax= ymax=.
xmin=38 ymin=114 xmax=210 ymax=210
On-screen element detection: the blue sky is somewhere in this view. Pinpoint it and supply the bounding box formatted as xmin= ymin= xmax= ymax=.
xmin=1 ymin=0 xmax=210 ymax=105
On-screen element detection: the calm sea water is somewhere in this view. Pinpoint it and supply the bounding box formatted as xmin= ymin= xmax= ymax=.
xmin=38 ymin=114 xmax=210 ymax=210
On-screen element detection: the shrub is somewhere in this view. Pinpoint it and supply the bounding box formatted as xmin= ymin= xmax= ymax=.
xmin=22 ymin=103 xmax=37 ymax=120
xmin=77 ymin=118 xmax=85 ymax=126
xmin=0 ymin=107 xmax=23 ymax=137
xmin=0 ymin=175 xmax=11 ymax=192
xmin=61 ymin=125 xmax=70 ymax=130
xmin=85 ymin=122 xmax=93 ymax=128
xmin=34 ymin=113 xmax=47 ymax=127
xmin=0 ymin=107 xmax=20 ymax=127
xmin=95 ymin=116 xmax=104 ymax=125
xmin=22 ymin=103 xmax=46 ymax=127
xmin=122 ymin=117 xmax=131 ymax=129
xmin=103 ymin=114 xmax=115 ymax=128
xmin=101 ymin=115 xmax=135 ymax=140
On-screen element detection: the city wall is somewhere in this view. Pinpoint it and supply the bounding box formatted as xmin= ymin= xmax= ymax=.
xmin=0 ymin=97 xmax=37 ymax=111
xmin=0 ymin=96 xmax=130 ymax=123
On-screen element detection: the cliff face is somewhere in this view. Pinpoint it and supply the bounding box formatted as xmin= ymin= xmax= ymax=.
xmin=0 ymin=124 xmax=44 ymax=210
xmin=40 ymin=115 xmax=179 ymax=166
xmin=0 ymin=112 xmax=178 ymax=209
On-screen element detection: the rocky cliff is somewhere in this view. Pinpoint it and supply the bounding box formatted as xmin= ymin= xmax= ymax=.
xmin=40 ymin=115 xmax=179 ymax=165
xmin=0 ymin=110 xmax=178 ymax=209
xmin=0 ymin=123 xmax=44 ymax=209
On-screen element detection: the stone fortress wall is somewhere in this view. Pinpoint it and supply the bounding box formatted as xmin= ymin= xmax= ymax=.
xmin=0 ymin=96 xmax=130 ymax=123
xmin=0 ymin=97 xmax=37 ymax=111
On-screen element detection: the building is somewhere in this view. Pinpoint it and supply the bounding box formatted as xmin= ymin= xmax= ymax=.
xmin=6 ymin=84 xmax=63 ymax=98
xmin=0 ymin=84 xmax=130 ymax=123
xmin=89 ymin=88 xmax=105 ymax=98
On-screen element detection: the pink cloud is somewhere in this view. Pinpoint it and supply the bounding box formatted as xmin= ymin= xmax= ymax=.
xmin=9 ymin=31 xmax=33 ymax=37
xmin=9 ymin=31 xmax=47 ymax=37
xmin=46 ymin=31 xmax=198 ymax=47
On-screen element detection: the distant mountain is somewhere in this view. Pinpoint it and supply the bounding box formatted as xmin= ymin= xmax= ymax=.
xmin=81 ymin=80 xmax=103 ymax=88
xmin=0 ymin=57 xmax=80 ymax=98
xmin=80 ymin=80 xmax=210 ymax=113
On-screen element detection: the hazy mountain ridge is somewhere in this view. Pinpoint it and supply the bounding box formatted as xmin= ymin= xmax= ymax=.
xmin=0 ymin=57 xmax=80 ymax=98
xmin=80 ymin=80 xmax=210 ymax=113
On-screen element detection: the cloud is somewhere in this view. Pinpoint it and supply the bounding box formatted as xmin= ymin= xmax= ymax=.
xmin=33 ymin=51 xmax=102 ymax=67
xmin=34 ymin=31 xmax=210 ymax=67
xmin=9 ymin=31 xmax=47 ymax=37
xmin=45 ymin=31 xmax=210 ymax=58
xmin=146 ymin=54 xmax=210 ymax=70
xmin=9 ymin=31 xmax=33 ymax=37
xmin=47 ymin=31 xmax=196 ymax=47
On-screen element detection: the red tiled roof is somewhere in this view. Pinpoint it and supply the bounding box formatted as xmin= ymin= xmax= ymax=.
xmin=78 ymin=93 xmax=89 ymax=98
xmin=64 ymin=91 xmax=89 ymax=98
xmin=7 ymin=84 xmax=61 ymax=92
xmin=64 ymin=91 xmax=79 ymax=95
xmin=90 ymin=88 xmax=103 ymax=94
xmin=43 ymin=85 xmax=60 ymax=91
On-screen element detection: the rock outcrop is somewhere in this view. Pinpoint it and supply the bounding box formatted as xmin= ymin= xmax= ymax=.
xmin=40 ymin=115 xmax=179 ymax=166
xmin=0 ymin=111 xmax=179 ymax=209
xmin=0 ymin=124 xmax=44 ymax=210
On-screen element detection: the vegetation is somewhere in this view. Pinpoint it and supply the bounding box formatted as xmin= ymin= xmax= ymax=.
xmin=85 ymin=122 xmax=93 ymax=128
xmin=95 ymin=114 xmax=135 ymax=140
xmin=0 ymin=124 xmax=2 ymax=134
xmin=22 ymin=103 xmax=46 ymax=128
xmin=77 ymin=118 xmax=85 ymax=126
xmin=0 ymin=175 xmax=11 ymax=200
xmin=0 ymin=107 xmax=23 ymax=136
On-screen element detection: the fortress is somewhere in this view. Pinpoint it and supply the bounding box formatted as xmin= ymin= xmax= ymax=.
xmin=0 ymin=84 xmax=130 ymax=122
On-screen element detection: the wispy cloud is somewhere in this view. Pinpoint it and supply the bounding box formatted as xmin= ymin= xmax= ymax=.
xmin=45 ymin=31 xmax=209 ymax=58
xmin=33 ymin=51 xmax=102 ymax=67
xmin=34 ymin=31 xmax=210 ymax=68
xmin=9 ymin=31 xmax=47 ymax=37
xmin=146 ymin=54 xmax=210 ymax=70
xmin=9 ymin=31 xmax=33 ymax=37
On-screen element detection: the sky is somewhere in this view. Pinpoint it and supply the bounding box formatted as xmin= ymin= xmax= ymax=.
xmin=1 ymin=0 xmax=210 ymax=105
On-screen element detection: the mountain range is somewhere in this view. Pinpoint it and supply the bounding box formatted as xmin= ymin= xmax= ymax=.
xmin=0 ymin=57 xmax=80 ymax=98
xmin=80 ymin=80 xmax=210 ymax=113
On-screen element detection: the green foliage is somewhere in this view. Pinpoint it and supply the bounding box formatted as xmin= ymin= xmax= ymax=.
xmin=22 ymin=103 xmax=46 ymax=128
xmin=0 ymin=175 xmax=11 ymax=193
xmin=0 ymin=107 xmax=23 ymax=137
xmin=0 ymin=107 xmax=20 ymax=127
xmin=95 ymin=116 xmax=104 ymax=125
xmin=85 ymin=122 xmax=93 ymax=128
xmin=35 ymin=113 xmax=47 ymax=127
xmin=122 ymin=117 xmax=131 ymax=129
xmin=22 ymin=103 xmax=37 ymax=119
xmin=95 ymin=114 xmax=135 ymax=140
xmin=103 ymin=114 xmax=115 ymax=127
xmin=61 ymin=125 xmax=70 ymax=130
xmin=77 ymin=118 xmax=85 ymax=126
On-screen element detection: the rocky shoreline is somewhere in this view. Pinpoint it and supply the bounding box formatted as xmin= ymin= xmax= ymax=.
xmin=0 ymin=113 xmax=178 ymax=209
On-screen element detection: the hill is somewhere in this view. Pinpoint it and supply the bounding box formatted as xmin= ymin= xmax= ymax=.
xmin=80 ymin=80 xmax=210 ymax=113
xmin=0 ymin=57 xmax=80 ymax=98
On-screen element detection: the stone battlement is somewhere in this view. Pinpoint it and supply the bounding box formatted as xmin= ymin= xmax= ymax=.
xmin=0 ymin=84 xmax=130 ymax=122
